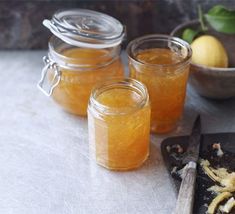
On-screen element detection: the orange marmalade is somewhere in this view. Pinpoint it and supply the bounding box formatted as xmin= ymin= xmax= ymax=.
xmin=50 ymin=47 xmax=124 ymax=116
xmin=88 ymin=79 xmax=150 ymax=170
xmin=127 ymin=35 xmax=192 ymax=133
xmin=39 ymin=9 xmax=126 ymax=116
xmin=129 ymin=48 xmax=189 ymax=133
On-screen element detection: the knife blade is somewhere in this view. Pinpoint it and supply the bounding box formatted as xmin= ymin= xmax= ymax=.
xmin=174 ymin=115 xmax=201 ymax=214
xmin=182 ymin=115 xmax=201 ymax=165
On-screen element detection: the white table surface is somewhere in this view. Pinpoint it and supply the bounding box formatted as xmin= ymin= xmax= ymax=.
xmin=0 ymin=51 xmax=234 ymax=214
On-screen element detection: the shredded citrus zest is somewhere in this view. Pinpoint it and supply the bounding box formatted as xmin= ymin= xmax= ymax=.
xmin=207 ymin=192 xmax=232 ymax=214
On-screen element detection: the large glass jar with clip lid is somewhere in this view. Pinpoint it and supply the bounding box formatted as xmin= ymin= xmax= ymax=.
xmin=38 ymin=9 xmax=125 ymax=116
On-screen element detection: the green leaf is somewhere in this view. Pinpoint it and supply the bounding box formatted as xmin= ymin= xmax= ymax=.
xmin=182 ymin=28 xmax=199 ymax=44
xmin=205 ymin=5 xmax=235 ymax=34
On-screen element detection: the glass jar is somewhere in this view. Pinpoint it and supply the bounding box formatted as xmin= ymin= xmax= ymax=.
xmin=127 ymin=35 xmax=192 ymax=133
xmin=37 ymin=9 xmax=125 ymax=116
xmin=88 ymin=78 xmax=150 ymax=170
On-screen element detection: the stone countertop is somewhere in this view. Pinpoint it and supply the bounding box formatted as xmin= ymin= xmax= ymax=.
xmin=0 ymin=50 xmax=235 ymax=214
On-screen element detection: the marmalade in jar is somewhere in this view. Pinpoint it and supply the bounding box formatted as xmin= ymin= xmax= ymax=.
xmin=38 ymin=9 xmax=126 ymax=116
xmin=51 ymin=47 xmax=124 ymax=116
xmin=127 ymin=35 xmax=192 ymax=133
xmin=130 ymin=48 xmax=189 ymax=133
xmin=88 ymin=79 xmax=150 ymax=170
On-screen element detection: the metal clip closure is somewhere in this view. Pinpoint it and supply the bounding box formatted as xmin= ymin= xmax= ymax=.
xmin=37 ymin=56 xmax=61 ymax=97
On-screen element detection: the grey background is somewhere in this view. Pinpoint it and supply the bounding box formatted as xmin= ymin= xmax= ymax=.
xmin=1 ymin=0 xmax=235 ymax=49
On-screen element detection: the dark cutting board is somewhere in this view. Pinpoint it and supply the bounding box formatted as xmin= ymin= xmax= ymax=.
xmin=161 ymin=133 xmax=235 ymax=214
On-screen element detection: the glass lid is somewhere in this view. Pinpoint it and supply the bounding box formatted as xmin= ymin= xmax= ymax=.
xmin=43 ymin=9 xmax=125 ymax=49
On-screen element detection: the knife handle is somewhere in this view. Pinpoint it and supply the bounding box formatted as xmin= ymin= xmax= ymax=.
xmin=174 ymin=161 xmax=197 ymax=214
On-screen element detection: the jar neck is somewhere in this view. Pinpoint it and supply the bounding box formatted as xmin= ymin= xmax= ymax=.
xmin=89 ymin=78 xmax=149 ymax=115
xmin=48 ymin=36 xmax=121 ymax=70
xmin=126 ymin=34 xmax=192 ymax=73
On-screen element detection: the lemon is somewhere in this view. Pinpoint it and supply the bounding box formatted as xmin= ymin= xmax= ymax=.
xmin=191 ymin=35 xmax=228 ymax=68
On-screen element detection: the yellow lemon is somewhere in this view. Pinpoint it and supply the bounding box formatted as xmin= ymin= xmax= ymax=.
xmin=191 ymin=35 xmax=228 ymax=68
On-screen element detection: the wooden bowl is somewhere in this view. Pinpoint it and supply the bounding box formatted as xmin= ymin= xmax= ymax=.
xmin=171 ymin=20 xmax=235 ymax=99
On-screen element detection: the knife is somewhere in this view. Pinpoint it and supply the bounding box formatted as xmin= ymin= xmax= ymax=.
xmin=174 ymin=115 xmax=201 ymax=214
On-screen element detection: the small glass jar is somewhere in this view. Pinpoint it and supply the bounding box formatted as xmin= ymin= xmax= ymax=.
xmin=127 ymin=35 xmax=192 ymax=133
xmin=38 ymin=9 xmax=125 ymax=116
xmin=88 ymin=78 xmax=150 ymax=170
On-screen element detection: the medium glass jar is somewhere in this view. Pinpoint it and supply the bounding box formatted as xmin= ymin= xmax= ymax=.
xmin=38 ymin=9 xmax=125 ymax=116
xmin=88 ymin=78 xmax=150 ymax=170
xmin=127 ymin=35 xmax=192 ymax=133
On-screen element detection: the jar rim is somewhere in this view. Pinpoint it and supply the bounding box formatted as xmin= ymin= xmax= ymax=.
xmin=89 ymin=78 xmax=149 ymax=115
xmin=48 ymin=36 xmax=121 ymax=70
xmin=126 ymin=34 xmax=192 ymax=69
